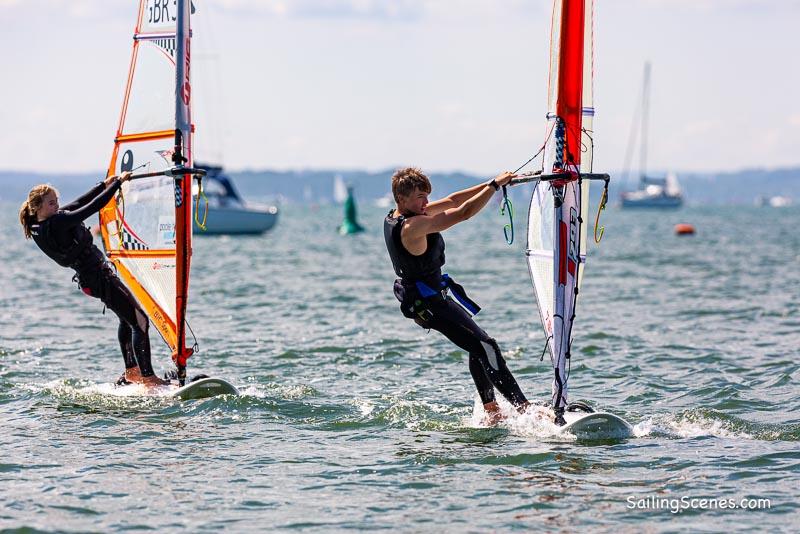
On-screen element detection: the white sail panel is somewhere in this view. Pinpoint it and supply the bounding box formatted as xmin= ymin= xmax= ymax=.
xmin=581 ymin=0 xmax=595 ymax=174
xmin=113 ymin=138 xmax=175 ymax=178
xmin=117 ymin=254 xmax=177 ymax=325
xmin=106 ymin=138 xmax=178 ymax=336
xmin=110 ymin=176 xmax=175 ymax=251
xmin=526 ymin=185 xmax=556 ymax=352
xmin=543 ymin=0 xmax=564 ymax=175
xmin=121 ymin=41 xmax=178 ymax=135
xmin=579 ymin=0 xmax=595 ymax=274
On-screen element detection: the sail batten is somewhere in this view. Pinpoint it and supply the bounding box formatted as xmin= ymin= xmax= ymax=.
xmin=135 ymin=32 xmax=178 ymax=39
xmin=116 ymin=130 xmax=175 ymax=142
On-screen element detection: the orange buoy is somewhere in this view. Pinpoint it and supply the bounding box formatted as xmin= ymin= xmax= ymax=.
xmin=674 ymin=223 xmax=695 ymax=235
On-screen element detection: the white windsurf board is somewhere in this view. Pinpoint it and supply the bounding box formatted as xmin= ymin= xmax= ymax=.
xmin=170 ymin=377 xmax=239 ymax=400
xmin=559 ymin=410 xmax=632 ymax=439
xmin=114 ymin=377 xmax=239 ymax=400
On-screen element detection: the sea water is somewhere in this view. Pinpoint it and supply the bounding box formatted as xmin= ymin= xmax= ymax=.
xmin=1 ymin=201 xmax=798 ymax=532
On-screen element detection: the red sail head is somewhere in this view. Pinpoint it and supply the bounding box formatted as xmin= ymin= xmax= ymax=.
xmin=556 ymin=0 xmax=586 ymax=169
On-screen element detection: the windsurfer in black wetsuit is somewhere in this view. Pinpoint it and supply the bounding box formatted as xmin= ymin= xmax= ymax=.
xmin=19 ymin=174 xmax=168 ymax=387
xmin=384 ymin=167 xmax=533 ymax=424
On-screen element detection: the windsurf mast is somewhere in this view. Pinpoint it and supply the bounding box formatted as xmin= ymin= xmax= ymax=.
xmin=99 ymin=0 xmax=200 ymax=385
xmin=173 ymin=0 xmax=194 ymax=383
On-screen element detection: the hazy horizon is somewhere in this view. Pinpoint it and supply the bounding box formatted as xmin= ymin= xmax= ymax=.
xmin=1 ymin=164 xmax=798 ymax=179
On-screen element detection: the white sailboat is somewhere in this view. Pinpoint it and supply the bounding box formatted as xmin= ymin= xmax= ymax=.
xmin=620 ymin=62 xmax=683 ymax=208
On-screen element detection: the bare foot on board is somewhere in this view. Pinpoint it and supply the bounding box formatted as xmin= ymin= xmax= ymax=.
xmin=124 ymin=367 xmax=144 ymax=383
xmin=482 ymin=401 xmax=505 ymax=426
xmin=516 ymin=401 xmax=533 ymax=414
xmin=140 ymin=374 xmax=170 ymax=387
xmin=124 ymin=367 xmax=169 ymax=387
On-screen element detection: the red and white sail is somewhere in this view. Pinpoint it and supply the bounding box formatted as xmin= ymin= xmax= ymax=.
xmin=526 ymin=0 xmax=594 ymax=410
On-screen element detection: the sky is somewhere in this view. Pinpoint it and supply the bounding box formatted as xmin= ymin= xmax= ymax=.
xmin=0 ymin=0 xmax=798 ymax=176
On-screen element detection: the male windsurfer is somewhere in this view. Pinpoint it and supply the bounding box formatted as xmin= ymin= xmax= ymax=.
xmin=19 ymin=173 xmax=168 ymax=386
xmin=384 ymin=167 xmax=534 ymax=424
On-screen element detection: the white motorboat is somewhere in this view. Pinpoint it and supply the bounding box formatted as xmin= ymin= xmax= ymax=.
xmin=193 ymin=164 xmax=278 ymax=235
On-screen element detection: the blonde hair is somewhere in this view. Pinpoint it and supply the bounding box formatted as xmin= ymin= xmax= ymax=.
xmin=19 ymin=184 xmax=58 ymax=239
xmin=391 ymin=167 xmax=431 ymax=203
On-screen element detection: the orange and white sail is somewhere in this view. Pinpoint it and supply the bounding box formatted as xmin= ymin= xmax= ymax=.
xmin=99 ymin=0 xmax=196 ymax=377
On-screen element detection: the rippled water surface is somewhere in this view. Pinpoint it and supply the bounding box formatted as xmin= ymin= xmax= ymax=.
xmin=1 ymin=200 xmax=799 ymax=532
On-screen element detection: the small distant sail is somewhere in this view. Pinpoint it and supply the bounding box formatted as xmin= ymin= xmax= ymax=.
xmin=374 ymin=192 xmax=393 ymax=209
xmin=665 ymin=172 xmax=682 ymax=196
xmin=333 ymin=174 xmax=348 ymax=204
xmin=339 ymin=185 xmax=365 ymax=235
xmin=99 ymin=0 xmax=196 ymax=370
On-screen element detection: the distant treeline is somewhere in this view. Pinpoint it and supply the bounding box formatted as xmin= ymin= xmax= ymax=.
xmin=2 ymin=167 xmax=798 ymax=206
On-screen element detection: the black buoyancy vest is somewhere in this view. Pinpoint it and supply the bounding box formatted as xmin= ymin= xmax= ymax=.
xmin=31 ymin=215 xmax=98 ymax=269
xmin=384 ymin=210 xmax=445 ymax=287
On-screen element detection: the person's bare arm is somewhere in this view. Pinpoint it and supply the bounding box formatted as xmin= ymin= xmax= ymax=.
xmin=401 ymin=172 xmax=515 ymax=254
xmin=426 ymin=181 xmax=491 ymax=216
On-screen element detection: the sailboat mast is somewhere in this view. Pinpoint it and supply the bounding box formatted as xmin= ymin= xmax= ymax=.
xmin=639 ymin=61 xmax=651 ymax=181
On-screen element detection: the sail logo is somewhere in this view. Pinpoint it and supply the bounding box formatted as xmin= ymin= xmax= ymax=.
xmin=558 ymin=209 xmax=579 ymax=286
xmin=181 ymin=37 xmax=191 ymax=105
xmin=568 ymin=207 xmax=578 ymax=277
xmin=158 ymin=216 xmax=176 ymax=246
xmin=151 ymin=307 xmax=170 ymax=341
xmin=147 ymin=0 xmax=177 ymax=25
xmin=151 ymin=261 xmax=175 ymax=271
xmin=157 ymin=148 xmax=175 ymax=163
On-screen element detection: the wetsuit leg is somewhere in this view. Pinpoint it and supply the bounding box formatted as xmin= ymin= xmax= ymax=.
xmin=78 ymin=266 xmax=156 ymax=377
xmin=102 ymin=274 xmax=154 ymax=376
xmin=118 ymin=322 xmax=138 ymax=370
xmin=417 ymin=296 xmax=528 ymax=406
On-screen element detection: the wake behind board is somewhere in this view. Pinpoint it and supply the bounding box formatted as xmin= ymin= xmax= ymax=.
xmin=559 ymin=411 xmax=632 ymax=440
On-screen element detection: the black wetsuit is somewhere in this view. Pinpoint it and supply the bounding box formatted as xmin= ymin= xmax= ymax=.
xmin=384 ymin=210 xmax=528 ymax=406
xmin=30 ymin=181 xmax=155 ymax=376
